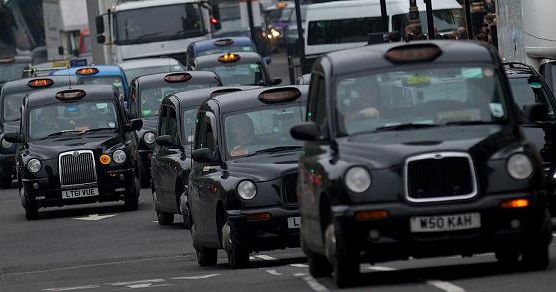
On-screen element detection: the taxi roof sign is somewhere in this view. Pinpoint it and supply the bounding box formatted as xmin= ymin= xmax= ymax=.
xmin=385 ymin=44 xmax=442 ymax=64
xmin=276 ymin=1 xmax=288 ymax=9
xmin=27 ymin=79 xmax=54 ymax=88
xmin=76 ymin=67 xmax=99 ymax=75
xmin=258 ymin=87 xmax=301 ymax=103
xmin=214 ymin=39 xmax=234 ymax=46
xmin=55 ymin=89 xmax=86 ymax=101
xmin=164 ymin=72 xmax=192 ymax=83
xmin=0 ymin=56 xmax=15 ymax=64
xmin=218 ymin=53 xmax=241 ymax=63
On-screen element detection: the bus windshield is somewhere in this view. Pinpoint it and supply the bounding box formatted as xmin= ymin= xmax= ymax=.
xmin=114 ymin=3 xmax=206 ymax=45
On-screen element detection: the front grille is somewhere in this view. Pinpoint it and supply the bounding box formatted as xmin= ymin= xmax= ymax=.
xmin=282 ymin=172 xmax=299 ymax=205
xmin=59 ymin=150 xmax=97 ymax=186
xmin=405 ymin=153 xmax=476 ymax=202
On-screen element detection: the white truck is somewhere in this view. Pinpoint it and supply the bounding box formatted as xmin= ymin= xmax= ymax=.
xmin=94 ymin=0 xmax=213 ymax=65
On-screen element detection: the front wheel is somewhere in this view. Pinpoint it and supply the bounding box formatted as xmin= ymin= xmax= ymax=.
xmin=325 ymin=223 xmax=359 ymax=288
xmin=308 ymin=250 xmax=333 ymax=278
xmin=24 ymin=204 xmax=39 ymax=220
xmin=521 ymin=214 xmax=552 ymax=270
xmin=222 ymin=222 xmax=250 ymax=269
xmin=124 ymin=177 xmax=140 ymax=211
xmin=157 ymin=210 xmax=174 ymax=225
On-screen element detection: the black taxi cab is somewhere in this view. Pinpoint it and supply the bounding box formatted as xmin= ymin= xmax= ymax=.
xmin=151 ymin=86 xmax=259 ymax=227
xmin=128 ymin=71 xmax=222 ymax=187
xmin=291 ymin=41 xmax=552 ymax=287
xmin=0 ymin=55 xmax=32 ymax=86
xmin=0 ymin=76 xmax=78 ymax=189
xmin=4 ymin=85 xmax=143 ymax=220
xmin=192 ymin=52 xmax=281 ymax=86
xmin=189 ymin=85 xmax=307 ymax=268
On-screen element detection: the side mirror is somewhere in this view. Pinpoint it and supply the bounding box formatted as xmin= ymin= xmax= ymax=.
xmin=155 ymin=135 xmax=179 ymax=147
xmin=126 ymin=119 xmax=143 ymax=132
xmin=271 ymin=78 xmax=282 ymax=86
xmin=191 ymin=148 xmax=217 ymax=163
xmin=263 ymin=56 xmax=272 ymax=64
xmin=290 ymin=122 xmax=324 ymax=141
xmin=95 ymin=15 xmax=105 ymax=34
xmin=96 ymin=35 xmax=106 ymax=44
xmin=523 ymin=103 xmax=548 ymax=122
xmin=58 ymin=46 xmax=64 ymax=55
xmin=4 ymin=132 xmax=23 ymax=144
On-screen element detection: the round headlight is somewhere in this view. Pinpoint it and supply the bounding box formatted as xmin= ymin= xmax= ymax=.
xmin=345 ymin=166 xmax=371 ymax=193
xmin=27 ymin=159 xmax=41 ymax=173
xmin=237 ymin=180 xmax=257 ymax=200
xmin=143 ymin=132 xmax=156 ymax=145
xmin=112 ymin=150 xmax=127 ymax=164
xmin=507 ymin=153 xmax=533 ymax=180
xmin=1 ymin=138 xmax=13 ymax=149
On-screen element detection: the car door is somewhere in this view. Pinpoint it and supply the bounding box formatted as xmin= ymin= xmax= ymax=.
xmin=151 ymin=105 xmax=168 ymax=195
xmin=161 ymin=105 xmax=183 ymax=212
xmin=189 ymin=111 xmax=209 ymax=240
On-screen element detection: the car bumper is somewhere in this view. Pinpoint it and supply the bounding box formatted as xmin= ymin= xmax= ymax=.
xmin=227 ymin=207 xmax=300 ymax=252
xmin=332 ymin=191 xmax=549 ymax=263
xmin=22 ymin=168 xmax=136 ymax=208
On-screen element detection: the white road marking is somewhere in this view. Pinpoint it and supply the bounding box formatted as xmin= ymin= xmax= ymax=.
xmin=255 ymin=255 xmax=278 ymax=261
xmin=265 ymin=270 xmax=282 ymax=276
xmin=290 ymin=264 xmax=309 ymax=268
xmin=74 ymin=214 xmax=117 ymax=221
xmin=43 ymin=285 xmax=100 ymax=291
xmin=367 ymin=266 xmax=397 ymax=271
xmin=293 ymin=273 xmax=307 ymax=277
xmin=127 ymin=283 xmax=172 ymax=289
xmin=427 ymin=280 xmax=466 ymax=292
xmin=553 ymin=233 xmax=556 ymax=237
xmin=107 ymin=279 xmax=165 ymax=286
xmin=302 ymin=276 xmax=329 ymax=292
xmin=172 ymin=274 xmax=220 ymax=280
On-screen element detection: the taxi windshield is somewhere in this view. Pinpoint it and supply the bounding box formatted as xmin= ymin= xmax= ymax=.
xmin=335 ymin=65 xmax=506 ymax=135
xmin=28 ymin=102 xmax=120 ymax=141
xmin=78 ymin=76 xmax=125 ymax=93
xmin=197 ymin=45 xmax=255 ymax=57
xmin=266 ymin=7 xmax=293 ymax=22
xmin=183 ymin=107 xmax=198 ymax=144
xmin=224 ymin=104 xmax=305 ymax=158
xmin=204 ymin=63 xmax=266 ymax=86
xmin=0 ymin=62 xmax=27 ymax=83
xmin=508 ymin=77 xmax=556 ymax=120
xmin=140 ymin=83 xmax=214 ymax=117
xmin=124 ymin=65 xmax=184 ymax=85
xmin=3 ymin=92 xmax=28 ymax=122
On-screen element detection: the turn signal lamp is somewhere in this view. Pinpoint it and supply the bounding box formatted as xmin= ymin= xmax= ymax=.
xmin=55 ymin=89 xmax=86 ymax=100
xmin=218 ymin=53 xmax=241 ymax=63
xmin=100 ymin=154 xmax=111 ymax=165
xmin=164 ymin=73 xmax=192 ymax=83
xmin=27 ymin=79 xmax=54 ymax=88
xmin=76 ymin=67 xmax=99 ymax=75
xmin=355 ymin=210 xmax=389 ymax=221
xmin=385 ymin=44 xmax=442 ymax=64
xmin=0 ymin=56 xmax=15 ymax=64
xmin=258 ymin=88 xmax=301 ymax=103
xmin=246 ymin=212 xmax=271 ymax=222
xmin=500 ymin=198 xmax=530 ymax=209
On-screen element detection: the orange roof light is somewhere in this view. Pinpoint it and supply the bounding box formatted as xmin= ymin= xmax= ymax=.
xmin=218 ymin=53 xmax=241 ymax=63
xmin=0 ymin=56 xmax=15 ymax=64
xmin=385 ymin=44 xmax=442 ymax=64
xmin=276 ymin=1 xmax=288 ymax=9
xmin=99 ymin=154 xmax=111 ymax=165
xmin=76 ymin=67 xmax=99 ymax=75
xmin=258 ymin=88 xmax=301 ymax=102
xmin=500 ymin=198 xmax=530 ymax=209
xmin=55 ymin=89 xmax=86 ymax=100
xmin=164 ymin=73 xmax=192 ymax=83
xmin=27 ymin=79 xmax=54 ymax=88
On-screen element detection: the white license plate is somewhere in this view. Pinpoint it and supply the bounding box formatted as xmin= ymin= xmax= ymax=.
xmin=410 ymin=213 xmax=481 ymax=233
xmin=62 ymin=188 xmax=98 ymax=199
xmin=287 ymin=216 xmax=301 ymax=229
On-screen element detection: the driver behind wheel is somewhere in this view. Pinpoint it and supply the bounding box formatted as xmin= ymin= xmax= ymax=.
xmin=227 ymin=114 xmax=256 ymax=156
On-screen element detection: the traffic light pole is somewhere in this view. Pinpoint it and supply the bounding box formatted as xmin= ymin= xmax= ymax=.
xmin=294 ymin=0 xmax=304 ymax=57
xmin=424 ymin=0 xmax=435 ymax=39
xmin=246 ymin=0 xmax=257 ymax=44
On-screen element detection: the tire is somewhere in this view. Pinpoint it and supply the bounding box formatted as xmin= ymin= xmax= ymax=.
xmin=308 ymin=250 xmax=333 ymax=278
xmin=0 ymin=172 xmax=12 ymax=189
xmin=196 ymin=247 xmax=218 ymax=267
xmin=325 ymin=223 xmax=359 ymax=288
xmin=179 ymin=189 xmax=191 ymax=229
xmin=157 ymin=210 xmax=174 ymax=225
xmin=124 ymin=177 xmax=140 ymax=211
xmin=495 ymin=249 xmax=520 ymax=267
xmin=222 ymin=222 xmax=250 ymax=269
xmin=24 ymin=204 xmax=39 ymax=220
xmin=521 ymin=214 xmax=552 ymax=271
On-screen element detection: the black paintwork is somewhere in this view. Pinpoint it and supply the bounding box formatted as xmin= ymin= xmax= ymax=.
xmin=193 ymin=52 xmax=275 ymax=86
xmin=295 ymin=41 xmax=552 ymax=276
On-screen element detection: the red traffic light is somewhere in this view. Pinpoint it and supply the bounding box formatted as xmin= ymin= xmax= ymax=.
xmin=210 ymin=17 xmax=218 ymax=24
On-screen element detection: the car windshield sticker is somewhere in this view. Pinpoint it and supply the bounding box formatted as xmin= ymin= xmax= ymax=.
xmin=65 ymin=106 xmax=78 ymax=112
xmin=250 ymin=64 xmax=260 ymax=72
xmin=461 ymin=67 xmax=483 ymax=79
xmin=97 ymin=103 xmax=108 ymax=109
xmin=438 ymin=109 xmax=481 ymax=123
xmin=489 ymin=103 xmax=504 ymax=117
xmin=243 ymin=46 xmax=251 ymax=51
xmin=483 ymin=68 xmax=494 ymax=77
xmin=529 ymin=82 xmax=543 ymax=89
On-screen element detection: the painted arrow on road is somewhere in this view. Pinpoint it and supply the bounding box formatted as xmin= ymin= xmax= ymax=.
xmin=74 ymin=214 xmax=118 ymax=221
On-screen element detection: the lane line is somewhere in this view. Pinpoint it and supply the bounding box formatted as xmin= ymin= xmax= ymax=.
xmin=171 ymin=274 xmax=220 ymax=280
xmin=427 ymin=280 xmax=466 ymax=292
xmin=302 ymin=276 xmax=329 ymax=292
xmin=127 ymin=283 xmax=172 ymax=289
xmin=290 ymin=264 xmax=308 ymax=268
xmin=293 ymin=273 xmax=307 ymax=277
xmin=43 ymin=285 xmax=100 ymax=291
xmin=107 ymin=279 xmax=165 ymax=286
xmin=255 ymin=255 xmax=278 ymax=261
xmin=367 ymin=266 xmax=397 ymax=271
xmin=265 ymin=270 xmax=282 ymax=276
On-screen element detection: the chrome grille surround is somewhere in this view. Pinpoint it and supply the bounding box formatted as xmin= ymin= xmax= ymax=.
xmin=58 ymin=150 xmax=97 ymax=188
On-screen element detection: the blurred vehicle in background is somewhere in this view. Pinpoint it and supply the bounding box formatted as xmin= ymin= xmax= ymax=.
xmin=263 ymin=1 xmax=294 ymax=47
xmin=284 ymin=4 xmax=307 ymax=56
xmin=119 ymin=57 xmax=186 ymax=87
xmin=186 ymin=37 xmax=270 ymax=70
xmin=0 ymin=55 xmax=32 ymax=87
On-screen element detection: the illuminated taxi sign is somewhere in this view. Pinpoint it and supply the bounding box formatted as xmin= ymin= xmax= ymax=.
xmin=385 ymin=44 xmax=442 ymax=64
xmin=0 ymin=56 xmax=15 ymax=64
xmin=213 ymin=39 xmax=234 ymax=46
xmin=55 ymin=89 xmax=86 ymax=100
xmin=76 ymin=67 xmax=99 ymax=75
xmin=276 ymin=1 xmax=288 ymax=9
xmin=218 ymin=53 xmax=241 ymax=63
xmin=258 ymin=88 xmax=301 ymax=103
xmin=164 ymin=73 xmax=192 ymax=83
xmin=27 ymin=79 xmax=54 ymax=88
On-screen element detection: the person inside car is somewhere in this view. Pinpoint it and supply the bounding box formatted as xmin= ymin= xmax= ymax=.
xmin=228 ymin=114 xmax=256 ymax=157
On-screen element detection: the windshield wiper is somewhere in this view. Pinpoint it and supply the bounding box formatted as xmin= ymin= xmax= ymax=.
xmin=38 ymin=130 xmax=84 ymax=140
xmin=375 ymin=123 xmax=438 ymax=132
xmin=251 ymin=145 xmax=303 ymax=155
xmin=81 ymin=128 xmax=116 ymax=134
xmin=444 ymin=121 xmax=496 ymax=126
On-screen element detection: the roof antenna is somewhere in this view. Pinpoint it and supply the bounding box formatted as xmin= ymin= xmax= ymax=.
xmin=169 ymin=57 xmax=172 ymax=73
xmin=67 ymin=66 xmax=72 ymax=89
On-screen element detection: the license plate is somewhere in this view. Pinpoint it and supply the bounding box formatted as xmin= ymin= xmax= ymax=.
xmin=410 ymin=213 xmax=480 ymax=233
xmin=287 ymin=216 xmax=301 ymax=229
xmin=62 ymin=188 xmax=98 ymax=199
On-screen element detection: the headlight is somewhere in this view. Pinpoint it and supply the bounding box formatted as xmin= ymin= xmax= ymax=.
xmin=143 ymin=132 xmax=156 ymax=144
xmin=112 ymin=150 xmax=127 ymax=164
xmin=1 ymin=138 xmax=12 ymax=148
xmin=27 ymin=159 xmax=41 ymax=173
xmin=237 ymin=180 xmax=257 ymax=200
xmin=345 ymin=166 xmax=371 ymax=193
xmin=507 ymin=153 xmax=533 ymax=180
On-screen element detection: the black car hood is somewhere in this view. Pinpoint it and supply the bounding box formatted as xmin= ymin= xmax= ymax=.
xmin=227 ymin=150 xmax=301 ymax=181
xmin=341 ymin=125 xmax=521 ymax=169
xmin=27 ymin=134 xmax=123 ymax=159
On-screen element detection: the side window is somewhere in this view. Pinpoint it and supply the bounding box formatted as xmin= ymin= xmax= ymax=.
xmin=205 ymin=115 xmax=216 ymax=150
xmin=129 ymin=84 xmax=137 ymax=117
xmin=194 ymin=112 xmax=207 ymax=150
xmin=314 ymin=75 xmax=327 ymax=128
xmin=307 ymin=74 xmax=319 ymax=122
xmin=167 ymin=107 xmax=178 ymax=137
xmin=158 ymin=106 xmax=169 ymax=135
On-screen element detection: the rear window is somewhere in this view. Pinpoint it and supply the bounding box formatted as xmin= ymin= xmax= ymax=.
xmin=308 ymin=17 xmax=384 ymax=45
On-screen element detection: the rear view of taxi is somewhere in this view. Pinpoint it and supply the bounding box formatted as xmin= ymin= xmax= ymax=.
xmin=4 ymin=85 xmax=143 ymax=220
